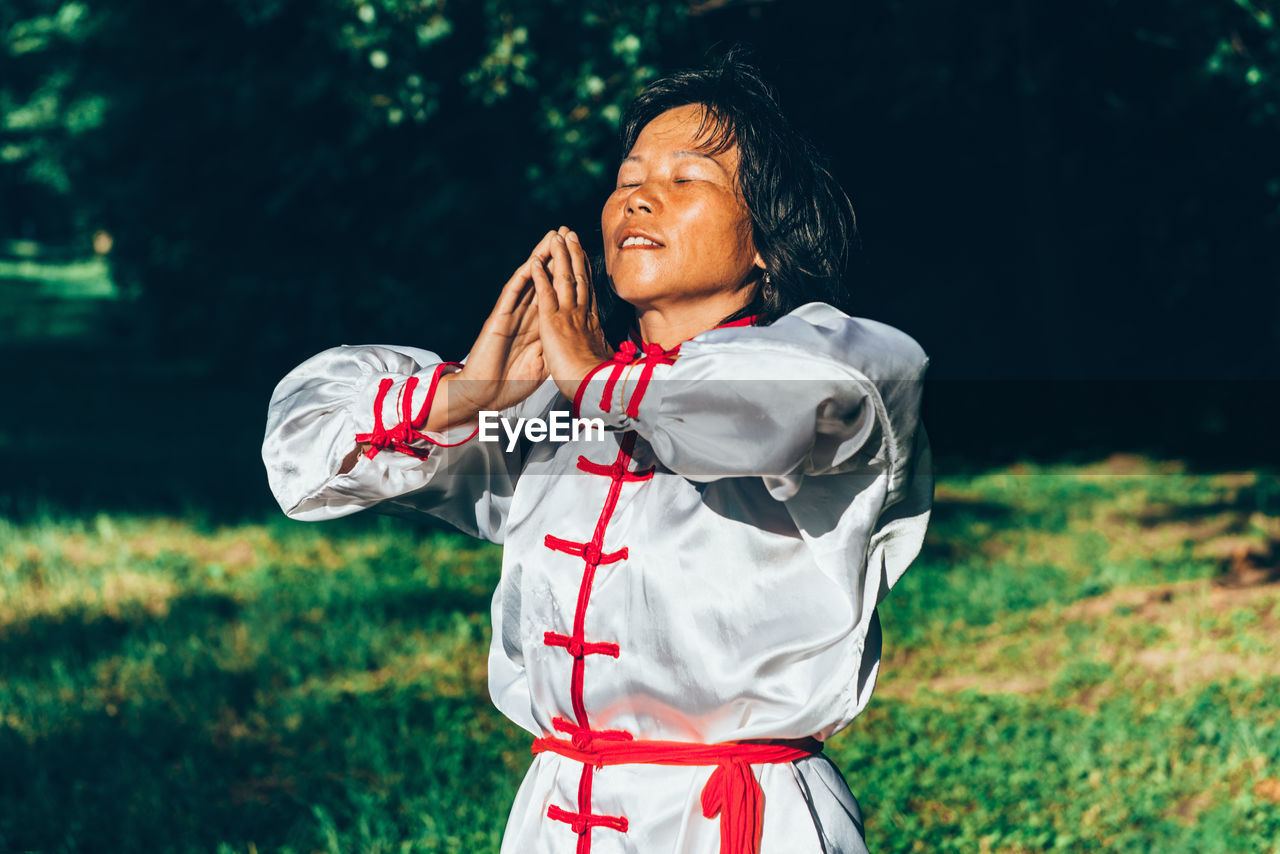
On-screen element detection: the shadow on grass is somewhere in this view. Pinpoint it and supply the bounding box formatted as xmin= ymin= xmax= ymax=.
xmin=929 ymin=497 xmax=1014 ymax=526
xmin=0 ymin=576 xmax=522 ymax=852
xmin=1133 ymin=483 xmax=1273 ymax=526
xmin=921 ymin=497 xmax=1015 ymax=563
xmin=0 ymin=685 xmax=519 ymax=853
xmin=357 ymin=583 xmax=494 ymax=623
xmin=0 ymin=591 xmax=243 ymax=677
xmin=0 ymin=580 xmax=495 ymax=679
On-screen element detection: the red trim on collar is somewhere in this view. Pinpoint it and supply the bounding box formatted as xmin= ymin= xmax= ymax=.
xmin=713 ymin=314 xmax=759 ymax=330
xmin=582 ymin=315 xmax=759 ymax=418
xmin=625 ymin=314 xmax=760 ymax=354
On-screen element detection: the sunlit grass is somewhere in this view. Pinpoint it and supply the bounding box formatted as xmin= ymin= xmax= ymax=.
xmin=1 ymin=515 xmax=513 ymax=853
xmin=2 ymin=456 xmax=1278 ymax=852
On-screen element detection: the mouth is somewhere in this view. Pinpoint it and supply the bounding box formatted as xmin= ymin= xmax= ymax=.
xmin=617 ymin=230 xmax=665 ymax=249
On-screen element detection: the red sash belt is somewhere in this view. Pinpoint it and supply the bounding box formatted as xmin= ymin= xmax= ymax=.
xmin=532 ymin=730 xmax=824 ymax=854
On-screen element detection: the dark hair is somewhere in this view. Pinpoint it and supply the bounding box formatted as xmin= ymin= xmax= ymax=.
xmin=599 ymin=50 xmax=858 ymax=336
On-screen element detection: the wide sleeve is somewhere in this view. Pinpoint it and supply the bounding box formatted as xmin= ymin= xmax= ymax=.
xmin=262 ymin=343 xmax=555 ymax=543
xmin=573 ymin=303 xmax=929 ymax=503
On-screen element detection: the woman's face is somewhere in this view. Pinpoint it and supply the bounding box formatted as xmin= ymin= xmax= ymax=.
xmin=601 ymin=104 xmax=764 ymax=312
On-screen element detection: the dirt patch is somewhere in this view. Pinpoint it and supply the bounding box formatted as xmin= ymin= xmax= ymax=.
xmin=900 ymin=673 xmax=1050 ymax=696
xmin=1075 ymin=453 xmax=1187 ymax=476
xmin=0 ymin=569 xmax=180 ymax=626
xmin=1254 ymin=778 xmax=1280 ymax=804
xmin=879 ymin=579 xmax=1280 ymax=701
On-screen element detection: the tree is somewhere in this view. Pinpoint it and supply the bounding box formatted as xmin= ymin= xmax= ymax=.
xmin=2 ymin=0 xmax=692 ymax=370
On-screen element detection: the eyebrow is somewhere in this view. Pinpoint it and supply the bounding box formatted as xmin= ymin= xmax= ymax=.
xmin=620 ymin=150 xmax=729 ymax=174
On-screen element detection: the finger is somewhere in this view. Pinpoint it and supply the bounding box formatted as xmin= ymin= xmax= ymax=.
xmin=511 ymin=304 xmax=541 ymax=365
xmin=531 ymin=230 xmax=558 ymax=268
xmin=513 ymin=278 xmax=536 ymax=313
xmin=529 ymin=253 xmax=558 ymax=313
xmin=549 ymin=233 xmax=576 ymax=307
xmin=508 ymin=278 xmax=535 ymax=327
xmin=538 ymin=229 xmax=560 ymax=255
xmin=514 ymin=282 xmax=539 ymax=329
xmin=554 ymin=226 xmax=572 ymax=277
xmin=566 ymin=231 xmax=592 ymax=306
xmin=494 ymin=259 xmax=535 ymax=316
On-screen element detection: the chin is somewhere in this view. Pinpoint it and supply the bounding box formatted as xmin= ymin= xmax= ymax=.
xmin=607 ymin=274 xmax=667 ymax=309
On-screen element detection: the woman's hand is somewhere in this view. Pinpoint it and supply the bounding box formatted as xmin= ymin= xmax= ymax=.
xmin=425 ymin=235 xmax=557 ymax=432
xmin=531 ymin=227 xmax=614 ymax=401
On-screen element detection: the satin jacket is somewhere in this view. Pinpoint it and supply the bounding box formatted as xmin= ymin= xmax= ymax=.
xmin=262 ymin=302 xmax=932 ymax=853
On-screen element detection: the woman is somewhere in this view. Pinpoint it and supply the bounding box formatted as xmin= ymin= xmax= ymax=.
xmin=264 ymin=57 xmax=931 ymax=854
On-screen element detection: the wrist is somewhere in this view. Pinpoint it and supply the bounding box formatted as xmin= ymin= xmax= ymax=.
xmin=570 ymin=359 xmax=615 ymax=419
xmin=557 ymin=353 xmax=610 ymax=403
xmin=424 ymin=366 xmax=478 ymax=433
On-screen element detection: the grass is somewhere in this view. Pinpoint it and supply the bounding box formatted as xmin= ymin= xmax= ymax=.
xmin=2 ymin=456 xmax=1279 ymax=852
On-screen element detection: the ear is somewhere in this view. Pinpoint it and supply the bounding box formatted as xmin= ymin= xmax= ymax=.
xmin=752 ymin=252 xmax=766 ymax=272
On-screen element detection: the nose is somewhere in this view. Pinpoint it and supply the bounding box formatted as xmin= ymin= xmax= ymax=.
xmin=624 ymin=183 xmax=658 ymax=216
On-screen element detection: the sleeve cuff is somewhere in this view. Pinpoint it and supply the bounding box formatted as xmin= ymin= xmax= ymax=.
xmin=355 ymin=362 xmax=477 ymax=459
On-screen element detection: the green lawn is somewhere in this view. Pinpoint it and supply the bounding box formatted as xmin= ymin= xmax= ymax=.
xmin=2 ymin=457 xmax=1278 ymax=852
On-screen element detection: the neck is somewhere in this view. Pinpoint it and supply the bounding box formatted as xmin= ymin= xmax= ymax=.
xmin=634 ymin=292 xmax=753 ymax=350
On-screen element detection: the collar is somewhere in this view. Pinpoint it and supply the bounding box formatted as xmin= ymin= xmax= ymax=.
xmin=623 ymin=315 xmax=759 ymax=359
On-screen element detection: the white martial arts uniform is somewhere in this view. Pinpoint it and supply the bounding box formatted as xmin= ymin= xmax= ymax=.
xmin=262 ymin=302 xmax=932 ymax=854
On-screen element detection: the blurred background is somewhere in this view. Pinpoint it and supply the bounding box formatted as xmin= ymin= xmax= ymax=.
xmin=2 ymin=0 xmax=1277 ymax=513
xmin=2 ymin=1 xmax=1279 ymax=852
